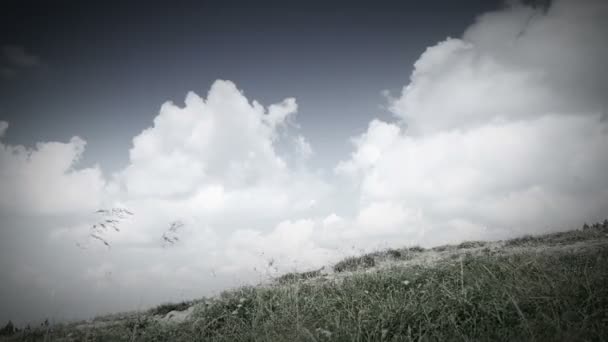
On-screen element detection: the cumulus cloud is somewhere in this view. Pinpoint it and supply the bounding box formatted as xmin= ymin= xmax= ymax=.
xmin=121 ymin=80 xmax=298 ymax=197
xmin=109 ymin=80 xmax=328 ymax=246
xmin=0 ymin=125 xmax=105 ymax=215
xmin=87 ymin=81 xmax=333 ymax=304
xmin=0 ymin=80 xmax=330 ymax=323
xmin=339 ymin=0 xmax=608 ymax=244
xmin=390 ymin=0 xmax=607 ymax=135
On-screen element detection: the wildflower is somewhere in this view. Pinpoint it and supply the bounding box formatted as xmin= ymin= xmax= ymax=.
xmin=402 ymin=280 xmax=410 ymax=286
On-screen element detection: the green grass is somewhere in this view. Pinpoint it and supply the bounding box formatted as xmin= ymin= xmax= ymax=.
xmin=276 ymin=269 xmax=323 ymax=285
xmin=505 ymin=225 xmax=607 ymax=247
xmin=333 ymin=254 xmax=376 ymax=273
xmin=331 ymin=246 xmax=427 ymax=274
xmin=3 ymin=222 xmax=608 ymax=341
xmin=457 ymin=240 xmax=487 ymax=249
xmin=149 ymin=301 xmax=193 ymax=316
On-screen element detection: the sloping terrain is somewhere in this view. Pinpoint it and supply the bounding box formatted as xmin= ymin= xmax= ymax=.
xmin=3 ymin=221 xmax=608 ymax=341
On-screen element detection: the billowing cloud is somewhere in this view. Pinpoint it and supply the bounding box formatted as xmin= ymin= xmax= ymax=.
xmin=0 ymin=123 xmax=105 ymax=215
xmin=0 ymin=80 xmax=331 ymax=323
xmin=390 ymin=0 xmax=607 ymax=134
xmin=108 ymin=80 xmax=328 ymax=247
xmin=120 ymin=80 xmax=298 ymax=198
xmin=339 ymin=0 xmax=608 ymax=244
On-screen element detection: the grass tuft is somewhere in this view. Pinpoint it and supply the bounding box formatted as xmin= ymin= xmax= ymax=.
xmin=333 ymin=254 xmax=375 ymax=273
xmin=150 ymin=301 xmax=193 ymax=316
xmin=457 ymin=240 xmax=487 ymax=249
xmin=276 ymin=269 xmax=322 ymax=284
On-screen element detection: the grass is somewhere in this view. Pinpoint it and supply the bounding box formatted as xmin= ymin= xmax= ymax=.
xmin=276 ymin=269 xmax=323 ymax=284
xmin=457 ymin=240 xmax=487 ymax=249
xmin=333 ymin=254 xmax=376 ymax=273
xmin=332 ymin=246 xmax=427 ymax=273
xmin=3 ymin=221 xmax=608 ymax=341
xmin=504 ymin=225 xmax=607 ymax=247
xmin=149 ymin=301 xmax=193 ymax=316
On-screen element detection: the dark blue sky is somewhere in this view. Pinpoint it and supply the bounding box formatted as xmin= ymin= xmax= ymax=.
xmin=1 ymin=0 xmax=504 ymax=172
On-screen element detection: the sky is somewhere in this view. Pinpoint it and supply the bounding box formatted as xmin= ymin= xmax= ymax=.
xmin=1 ymin=0 xmax=607 ymax=325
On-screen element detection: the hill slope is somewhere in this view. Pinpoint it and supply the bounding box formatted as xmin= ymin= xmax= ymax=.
xmin=3 ymin=222 xmax=608 ymax=341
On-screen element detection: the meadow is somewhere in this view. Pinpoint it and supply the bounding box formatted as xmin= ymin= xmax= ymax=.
xmin=2 ymin=221 xmax=607 ymax=341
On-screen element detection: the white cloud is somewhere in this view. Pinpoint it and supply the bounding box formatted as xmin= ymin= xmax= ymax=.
xmin=294 ymin=135 xmax=313 ymax=160
xmin=356 ymin=201 xmax=411 ymax=234
xmin=0 ymin=80 xmax=330 ymax=323
xmin=0 ymin=128 xmax=105 ymax=215
xmin=120 ymin=80 xmax=298 ymax=198
xmin=37 ymin=79 xmax=331 ymax=272
xmin=224 ymin=219 xmax=335 ymax=273
xmin=390 ymin=0 xmax=607 ymax=135
xmin=339 ymin=0 xmax=608 ymax=244
xmin=0 ymin=121 xmax=8 ymax=137
xmin=107 ymin=80 xmax=329 ymax=246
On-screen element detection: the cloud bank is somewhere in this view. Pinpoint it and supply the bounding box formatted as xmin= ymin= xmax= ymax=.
xmin=0 ymin=123 xmax=105 ymax=216
xmin=1 ymin=0 xmax=607 ymax=324
xmin=338 ymin=0 xmax=608 ymax=244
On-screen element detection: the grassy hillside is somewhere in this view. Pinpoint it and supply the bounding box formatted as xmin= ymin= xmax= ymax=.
xmin=3 ymin=221 xmax=608 ymax=341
